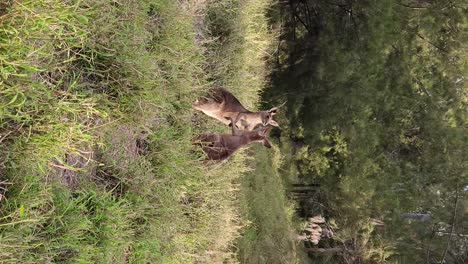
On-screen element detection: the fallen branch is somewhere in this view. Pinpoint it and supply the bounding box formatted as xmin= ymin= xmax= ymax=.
xmin=416 ymin=32 xmax=448 ymax=53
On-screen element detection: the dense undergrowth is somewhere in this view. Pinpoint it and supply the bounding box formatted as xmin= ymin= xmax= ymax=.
xmin=0 ymin=0 xmax=293 ymax=263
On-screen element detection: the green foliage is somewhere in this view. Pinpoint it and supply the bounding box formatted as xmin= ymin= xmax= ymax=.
xmin=265 ymin=0 xmax=467 ymax=262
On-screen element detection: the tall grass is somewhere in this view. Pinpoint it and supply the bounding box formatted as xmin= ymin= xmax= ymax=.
xmin=235 ymin=144 xmax=303 ymax=264
xmin=205 ymin=0 xmax=277 ymax=109
xmin=0 ymin=0 xmax=279 ymax=263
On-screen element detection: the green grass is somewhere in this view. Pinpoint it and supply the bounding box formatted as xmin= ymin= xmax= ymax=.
xmin=204 ymin=0 xmax=277 ymax=108
xmin=0 ymin=0 xmax=292 ymax=263
xmin=1 ymin=0 xmax=208 ymax=262
xmin=235 ymin=144 xmax=307 ymax=264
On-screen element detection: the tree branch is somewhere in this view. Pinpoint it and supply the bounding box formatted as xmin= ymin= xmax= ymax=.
xmin=439 ymin=183 xmax=460 ymax=263
xmin=293 ymin=13 xmax=313 ymax=35
xmin=396 ymin=2 xmax=429 ymax=10
xmin=416 ymin=32 xmax=448 ymax=53
xmin=425 ymin=223 xmax=437 ymax=263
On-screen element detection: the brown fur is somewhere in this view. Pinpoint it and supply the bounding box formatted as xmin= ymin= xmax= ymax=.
xmin=193 ymin=119 xmax=272 ymax=162
xmin=193 ymin=88 xmax=281 ymax=130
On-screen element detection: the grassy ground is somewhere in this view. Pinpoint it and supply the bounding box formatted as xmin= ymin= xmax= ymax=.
xmin=236 ymin=145 xmax=295 ymax=264
xmin=235 ymin=141 xmax=309 ymax=264
xmin=0 ymin=0 xmax=287 ymax=263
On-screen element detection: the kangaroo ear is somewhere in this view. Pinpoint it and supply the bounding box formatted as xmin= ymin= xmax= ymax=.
xmin=262 ymin=139 xmax=272 ymax=148
xmin=268 ymin=119 xmax=279 ymax=127
xmin=269 ymin=107 xmax=279 ymax=115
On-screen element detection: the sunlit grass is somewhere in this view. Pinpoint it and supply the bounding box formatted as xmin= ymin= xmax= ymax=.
xmin=0 ymin=0 xmax=280 ymax=262
xmin=204 ymin=0 xmax=277 ymax=109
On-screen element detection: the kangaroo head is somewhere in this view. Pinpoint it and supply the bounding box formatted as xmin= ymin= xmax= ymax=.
xmin=251 ymin=125 xmax=272 ymax=148
xmin=260 ymin=101 xmax=286 ymax=127
xmin=260 ymin=107 xmax=280 ymax=127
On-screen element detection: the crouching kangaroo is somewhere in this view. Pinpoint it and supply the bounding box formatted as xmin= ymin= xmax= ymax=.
xmin=193 ymin=117 xmax=272 ymax=162
xmin=193 ymin=87 xmax=284 ymax=130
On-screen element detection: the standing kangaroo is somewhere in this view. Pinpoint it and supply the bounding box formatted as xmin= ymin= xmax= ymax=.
xmin=193 ymin=117 xmax=272 ymax=162
xmin=193 ymin=88 xmax=283 ymax=130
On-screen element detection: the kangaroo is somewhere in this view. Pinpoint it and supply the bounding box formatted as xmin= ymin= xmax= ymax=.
xmin=193 ymin=117 xmax=272 ymax=162
xmin=193 ymin=88 xmax=283 ymax=130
